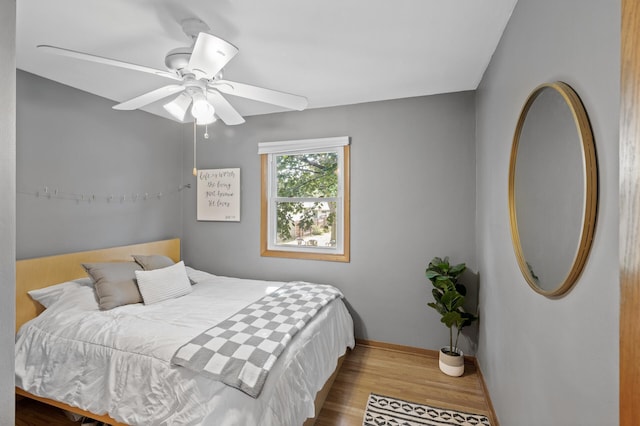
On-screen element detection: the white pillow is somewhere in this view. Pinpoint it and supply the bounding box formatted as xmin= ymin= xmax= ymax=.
xmin=28 ymin=278 xmax=93 ymax=308
xmin=135 ymin=261 xmax=192 ymax=305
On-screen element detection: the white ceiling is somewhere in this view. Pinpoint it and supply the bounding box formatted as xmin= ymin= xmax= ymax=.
xmin=16 ymin=0 xmax=517 ymax=122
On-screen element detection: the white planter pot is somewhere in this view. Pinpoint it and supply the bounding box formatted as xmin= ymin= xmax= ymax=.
xmin=438 ymin=346 xmax=464 ymax=377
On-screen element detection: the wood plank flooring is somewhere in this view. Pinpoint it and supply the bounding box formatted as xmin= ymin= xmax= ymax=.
xmin=15 ymin=342 xmax=496 ymax=425
xmin=316 ymin=342 xmax=496 ymax=425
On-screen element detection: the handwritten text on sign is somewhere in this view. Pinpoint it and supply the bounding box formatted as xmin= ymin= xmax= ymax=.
xmin=197 ymin=168 xmax=240 ymax=221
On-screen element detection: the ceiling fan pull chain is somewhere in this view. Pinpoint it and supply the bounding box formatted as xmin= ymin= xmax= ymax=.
xmin=193 ymin=120 xmax=198 ymax=177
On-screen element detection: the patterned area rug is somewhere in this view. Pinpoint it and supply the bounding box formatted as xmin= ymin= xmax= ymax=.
xmin=363 ymin=393 xmax=491 ymax=426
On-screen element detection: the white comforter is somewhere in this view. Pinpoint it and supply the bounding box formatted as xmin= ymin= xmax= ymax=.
xmin=15 ymin=268 xmax=355 ymax=425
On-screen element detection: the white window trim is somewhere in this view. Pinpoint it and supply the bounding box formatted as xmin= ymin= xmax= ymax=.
xmin=260 ymin=137 xmax=350 ymax=262
xmin=258 ymin=136 xmax=349 ymax=155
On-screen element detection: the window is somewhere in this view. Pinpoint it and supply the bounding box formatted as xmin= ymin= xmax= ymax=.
xmin=259 ymin=137 xmax=350 ymax=262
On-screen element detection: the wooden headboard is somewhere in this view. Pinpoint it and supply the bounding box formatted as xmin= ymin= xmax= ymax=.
xmin=15 ymin=238 xmax=181 ymax=332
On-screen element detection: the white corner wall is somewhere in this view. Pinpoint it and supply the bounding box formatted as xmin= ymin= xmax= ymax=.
xmin=0 ymin=1 xmax=16 ymax=425
xmin=476 ymin=0 xmax=619 ymax=424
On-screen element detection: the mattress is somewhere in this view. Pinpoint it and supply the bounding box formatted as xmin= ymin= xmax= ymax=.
xmin=15 ymin=267 xmax=355 ymax=425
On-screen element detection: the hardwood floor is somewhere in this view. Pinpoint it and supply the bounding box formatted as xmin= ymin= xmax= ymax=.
xmin=315 ymin=342 xmax=496 ymax=425
xmin=15 ymin=342 xmax=497 ymax=425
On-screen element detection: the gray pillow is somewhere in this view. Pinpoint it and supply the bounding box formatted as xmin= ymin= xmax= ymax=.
xmin=132 ymin=254 xmax=175 ymax=271
xmin=82 ymin=261 xmax=143 ymax=310
xmin=132 ymin=254 xmax=196 ymax=285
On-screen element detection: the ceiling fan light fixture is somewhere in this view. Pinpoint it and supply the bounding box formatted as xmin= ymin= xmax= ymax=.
xmin=196 ymin=114 xmax=217 ymax=125
xmin=191 ymin=92 xmax=215 ymax=122
xmin=163 ymin=92 xmax=192 ymax=121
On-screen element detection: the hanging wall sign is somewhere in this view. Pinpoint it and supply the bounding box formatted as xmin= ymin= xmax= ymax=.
xmin=197 ymin=168 xmax=241 ymax=221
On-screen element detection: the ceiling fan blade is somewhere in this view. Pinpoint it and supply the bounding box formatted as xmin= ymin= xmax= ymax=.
xmin=37 ymin=45 xmax=181 ymax=81
xmin=211 ymin=80 xmax=308 ymax=111
xmin=113 ymin=85 xmax=185 ymax=110
xmin=207 ymin=90 xmax=245 ymax=125
xmin=187 ymin=33 xmax=238 ymax=80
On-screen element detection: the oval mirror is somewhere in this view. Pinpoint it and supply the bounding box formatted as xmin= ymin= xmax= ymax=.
xmin=508 ymin=82 xmax=598 ymax=297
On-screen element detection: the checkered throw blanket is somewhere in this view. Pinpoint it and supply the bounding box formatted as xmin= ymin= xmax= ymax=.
xmin=171 ymin=282 xmax=343 ymax=398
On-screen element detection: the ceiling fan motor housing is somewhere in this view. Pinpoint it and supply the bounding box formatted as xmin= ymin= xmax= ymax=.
xmin=165 ymin=19 xmax=212 ymax=73
xmin=165 ymin=47 xmax=193 ymax=72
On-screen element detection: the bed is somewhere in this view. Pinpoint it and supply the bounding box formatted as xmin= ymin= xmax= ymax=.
xmin=15 ymin=238 xmax=354 ymax=425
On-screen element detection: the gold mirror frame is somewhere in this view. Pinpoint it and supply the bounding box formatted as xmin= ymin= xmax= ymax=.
xmin=508 ymin=82 xmax=598 ymax=297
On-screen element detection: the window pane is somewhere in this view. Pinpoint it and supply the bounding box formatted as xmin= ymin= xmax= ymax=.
xmin=260 ymin=141 xmax=349 ymax=262
xmin=276 ymin=152 xmax=338 ymax=198
xmin=275 ymin=201 xmax=337 ymax=248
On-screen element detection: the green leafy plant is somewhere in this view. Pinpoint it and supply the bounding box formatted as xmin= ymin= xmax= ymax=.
xmin=426 ymin=256 xmax=479 ymax=355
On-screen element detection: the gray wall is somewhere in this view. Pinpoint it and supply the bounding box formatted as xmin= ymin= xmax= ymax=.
xmin=181 ymin=93 xmax=478 ymax=352
xmin=16 ymin=71 xmax=185 ymax=259
xmin=475 ymin=0 xmax=619 ymax=424
xmin=0 ymin=1 xmax=16 ymax=424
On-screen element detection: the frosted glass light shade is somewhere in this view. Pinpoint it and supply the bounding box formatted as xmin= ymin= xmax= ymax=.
xmin=196 ymin=113 xmax=217 ymax=125
xmin=191 ymin=92 xmax=215 ymax=120
xmin=163 ymin=92 xmax=192 ymax=121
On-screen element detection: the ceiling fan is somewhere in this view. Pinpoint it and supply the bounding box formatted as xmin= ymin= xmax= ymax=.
xmin=37 ymin=18 xmax=308 ymax=126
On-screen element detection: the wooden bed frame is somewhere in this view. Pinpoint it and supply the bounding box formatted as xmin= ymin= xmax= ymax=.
xmin=15 ymin=238 xmax=342 ymax=425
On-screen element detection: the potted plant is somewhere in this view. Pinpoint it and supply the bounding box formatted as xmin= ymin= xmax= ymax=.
xmin=425 ymin=256 xmax=478 ymax=376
